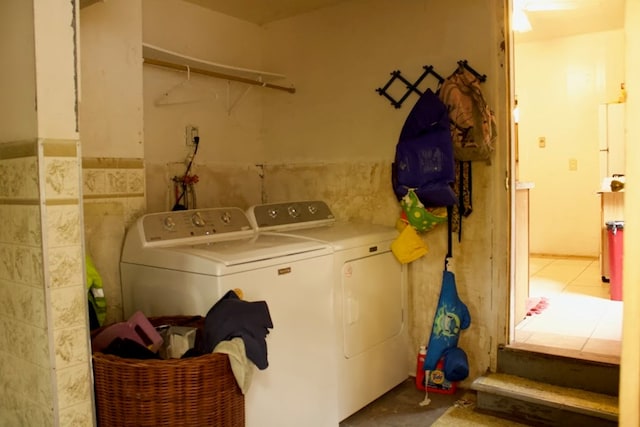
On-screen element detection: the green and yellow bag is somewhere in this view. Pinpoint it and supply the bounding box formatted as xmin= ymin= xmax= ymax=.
xmin=400 ymin=189 xmax=448 ymax=233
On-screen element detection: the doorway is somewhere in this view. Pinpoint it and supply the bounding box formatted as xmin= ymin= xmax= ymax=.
xmin=508 ymin=0 xmax=625 ymax=363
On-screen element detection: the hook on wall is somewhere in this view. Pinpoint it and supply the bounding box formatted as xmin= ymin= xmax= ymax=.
xmin=457 ymin=60 xmax=487 ymax=83
xmin=376 ymin=61 xmax=488 ymax=109
xmin=375 ymin=65 xmax=445 ymax=109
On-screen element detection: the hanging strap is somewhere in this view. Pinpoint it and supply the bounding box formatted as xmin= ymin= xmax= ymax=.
xmin=445 ymin=204 xmax=453 ymax=270
xmin=458 ymin=161 xmax=464 ymax=242
xmin=456 ymin=161 xmax=474 ymax=242
xmin=467 ymin=161 xmax=473 ymax=216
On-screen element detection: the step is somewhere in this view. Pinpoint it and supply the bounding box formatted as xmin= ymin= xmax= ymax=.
xmin=498 ymin=345 xmax=619 ymax=396
xmin=472 ymin=373 xmax=618 ymax=426
xmin=431 ymin=392 xmax=531 ymax=426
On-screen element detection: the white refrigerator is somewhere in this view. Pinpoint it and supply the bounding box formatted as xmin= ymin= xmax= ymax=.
xmin=597 ymin=102 xmax=625 ymax=281
xmin=598 ymin=102 xmax=625 ymax=184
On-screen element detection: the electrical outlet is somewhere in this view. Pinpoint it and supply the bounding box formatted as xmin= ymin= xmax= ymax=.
xmin=569 ymin=158 xmax=578 ymax=171
xmin=538 ymin=137 xmax=546 ymax=148
xmin=185 ymin=125 xmax=199 ymax=146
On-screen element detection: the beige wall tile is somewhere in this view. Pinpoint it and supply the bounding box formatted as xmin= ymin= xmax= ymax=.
xmin=0 ymin=316 xmax=8 ymax=355
xmin=14 ymin=245 xmax=44 ymax=286
xmin=0 ymin=206 xmax=7 ymax=242
xmin=0 ymin=383 xmax=53 ymax=427
xmin=7 ymin=205 xmax=42 ymax=246
xmin=127 ymin=168 xmax=145 ymax=194
xmin=0 ymin=282 xmax=7 ymax=326
xmin=49 ymin=246 xmax=83 ymax=289
xmin=50 ymin=285 xmax=87 ymax=330
xmin=44 ymin=157 xmax=80 ymax=199
xmin=82 ymin=169 xmax=106 ymax=195
xmin=0 ymin=157 xmax=39 ymax=199
xmin=9 ymin=320 xmax=49 ymax=366
xmin=45 ymin=206 xmax=81 ymax=248
xmin=106 ymin=170 xmax=127 ymax=194
xmin=1 ymin=350 xmax=52 ymax=407
xmin=0 ymin=245 xmax=15 ymax=281
xmin=55 ymin=362 xmax=91 ymax=411
xmin=1 ymin=283 xmax=47 ymax=329
xmin=58 ymin=401 xmax=94 ymax=427
xmin=54 ymin=326 xmax=89 ymax=368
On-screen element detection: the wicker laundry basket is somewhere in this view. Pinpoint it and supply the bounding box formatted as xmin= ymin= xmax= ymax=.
xmin=92 ymin=315 xmax=244 ymax=427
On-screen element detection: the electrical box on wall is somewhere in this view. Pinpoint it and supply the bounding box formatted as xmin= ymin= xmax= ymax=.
xmin=186 ymin=125 xmax=199 ymax=146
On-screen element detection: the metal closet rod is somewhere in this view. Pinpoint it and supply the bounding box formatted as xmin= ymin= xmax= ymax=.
xmin=143 ymin=57 xmax=296 ymax=94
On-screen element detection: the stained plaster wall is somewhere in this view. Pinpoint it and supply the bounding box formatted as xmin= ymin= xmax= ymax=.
xmin=142 ymin=0 xmax=267 ymax=212
xmin=0 ymin=1 xmax=37 ymax=141
xmin=79 ymin=0 xmax=145 ymax=325
xmin=261 ymin=0 xmax=509 ymax=383
xmin=516 ymin=29 xmax=625 ymax=257
xmin=141 ymin=0 xmax=510 ymax=385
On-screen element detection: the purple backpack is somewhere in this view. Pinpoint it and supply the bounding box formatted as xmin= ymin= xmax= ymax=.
xmin=392 ymin=88 xmax=457 ymax=208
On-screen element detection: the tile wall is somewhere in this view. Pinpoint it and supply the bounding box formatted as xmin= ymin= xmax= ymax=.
xmin=82 ymin=157 xmax=145 ymax=325
xmin=0 ymin=139 xmax=94 ymax=426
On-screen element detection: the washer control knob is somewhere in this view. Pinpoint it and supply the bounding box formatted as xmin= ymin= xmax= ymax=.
xmin=288 ymin=205 xmax=300 ymax=218
xmin=308 ymin=204 xmax=318 ymax=215
xmin=220 ymin=211 xmax=232 ymax=224
xmin=191 ymin=212 xmax=205 ymax=227
xmin=163 ymin=216 xmax=176 ymax=231
xmin=268 ymin=208 xmax=279 ymax=218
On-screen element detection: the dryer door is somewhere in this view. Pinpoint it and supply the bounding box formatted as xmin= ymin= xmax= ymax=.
xmin=342 ymin=251 xmax=404 ymax=357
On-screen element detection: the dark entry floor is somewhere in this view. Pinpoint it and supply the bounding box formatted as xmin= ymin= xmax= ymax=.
xmin=339 ymin=378 xmax=466 ymax=427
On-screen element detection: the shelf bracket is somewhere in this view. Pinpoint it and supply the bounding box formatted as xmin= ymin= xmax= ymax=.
xmin=226 ymin=81 xmax=252 ymax=115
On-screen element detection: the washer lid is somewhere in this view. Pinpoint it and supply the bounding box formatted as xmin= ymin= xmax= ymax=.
xmin=179 ymin=233 xmax=330 ymax=266
xmin=264 ymin=222 xmax=398 ymax=251
xmin=246 ymin=201 xmax=398 ymax=250
xmin=123 ymin=233 xmax=331 ymax=276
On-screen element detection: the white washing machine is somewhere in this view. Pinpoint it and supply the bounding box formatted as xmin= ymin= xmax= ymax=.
xmin=247 ymin=201 xmax=409 ymax=421
xmin=120 ymin=207 xmax=339 ymax=427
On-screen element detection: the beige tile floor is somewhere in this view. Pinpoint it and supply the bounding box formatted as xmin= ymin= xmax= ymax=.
xmin=514 ymin=256 xmax=622 ymax=364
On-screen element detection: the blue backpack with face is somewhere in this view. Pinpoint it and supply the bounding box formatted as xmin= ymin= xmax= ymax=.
xmin=392 ymin=88 xmax=457 ymax=208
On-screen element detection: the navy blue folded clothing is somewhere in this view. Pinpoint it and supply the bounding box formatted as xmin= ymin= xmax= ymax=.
xmin=201 ymin=290 xmax=273 ymax=370
xmin=103 ymin=338 xmax=161 ymax=360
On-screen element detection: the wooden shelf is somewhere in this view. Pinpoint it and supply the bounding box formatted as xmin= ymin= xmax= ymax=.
xmin=79 ymin=0 xmax=104 ymax=8
xmin=142 ymin=43 xmax=295 ymax=94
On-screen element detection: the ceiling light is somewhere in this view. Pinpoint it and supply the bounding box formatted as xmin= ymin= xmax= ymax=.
xmin=512 ymin=7 xmax=532 ymax=32
xmin=523 ymin=0 xmax=581 ymax=11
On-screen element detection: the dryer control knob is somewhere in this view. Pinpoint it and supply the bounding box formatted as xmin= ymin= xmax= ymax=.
xmin=288 ymin=205 xmax=300 ymax=218
xmin=220 ymin=211 xmax=232 ymax=224
xmin=191 ymin=212 xmax=205 ymax=227
xmin=308 ymin=204 xmax=318 ymax=215
xmin=163 ymin=216 xmax=176 ymax=231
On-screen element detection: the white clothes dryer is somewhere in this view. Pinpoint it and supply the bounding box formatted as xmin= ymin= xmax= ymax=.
xmin=120 ymin=207 xmax=339 ymax=427
xmin=247 ymin=201 xmax=409 ymax=421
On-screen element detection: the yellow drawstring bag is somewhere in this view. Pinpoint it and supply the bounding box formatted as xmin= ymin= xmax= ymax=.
xmin=391 ymin=224 xmax=428 ymax=264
